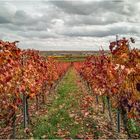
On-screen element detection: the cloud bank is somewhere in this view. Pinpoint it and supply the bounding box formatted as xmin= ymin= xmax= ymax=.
xmin=0 ymin=0 xmax=140 ymax=50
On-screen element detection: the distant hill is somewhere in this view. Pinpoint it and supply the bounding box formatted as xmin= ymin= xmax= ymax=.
xmin=39 ymin=50 xmax=110 ymax=56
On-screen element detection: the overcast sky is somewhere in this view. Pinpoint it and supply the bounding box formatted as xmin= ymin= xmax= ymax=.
xmin=0 ymin=0 xmax=140 ymax=50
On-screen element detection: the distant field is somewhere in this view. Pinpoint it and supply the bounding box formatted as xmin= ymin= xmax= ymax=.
xmin=39 ymin=50 xmax=109 ymax=57
xmin=52 ymin=55 xmax=87 ymax=62
xmin=39 ymin=50 xmax=109 ymax=62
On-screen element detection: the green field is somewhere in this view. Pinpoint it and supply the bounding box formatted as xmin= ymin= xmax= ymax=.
xmin=53 ymin=55 xmax=87 ymax=62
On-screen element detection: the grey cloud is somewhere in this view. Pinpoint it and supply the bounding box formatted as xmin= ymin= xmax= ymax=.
xmin=17 ymin=29 xmax=59 ymax=39
xmin=50 ymin=0 xmax=133 ymax=16
xmin=64 ymin=13 xmax=122 ymax=26
xmin=0 ymin=16 xmax=10 ymax=24
xmin=61 ymin=23 xmax=140 ymax=37
xmin=13 ymin=10 xmax=40 ymax=26
xmin=51 ymin=0 xmax=140 ymax=26
xmin=50 ymin=1 xmax=94 ymax=15
xmin=0 ymin=2 xmax=15 ymax=24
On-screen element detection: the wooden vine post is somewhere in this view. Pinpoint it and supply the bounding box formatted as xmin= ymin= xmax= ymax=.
xmin=22 ymin=54 xmax=29 ymax=129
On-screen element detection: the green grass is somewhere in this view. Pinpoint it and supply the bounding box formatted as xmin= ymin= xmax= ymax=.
xmin=54 ymin=56 xmax=87 ymax=62
xmin=33 ymin=68 xmax=103 ymax=139
xmin=128 ymin=119 xmax=140 ymax=134
xmin=33 ymin=68 xmax=83 ymax=139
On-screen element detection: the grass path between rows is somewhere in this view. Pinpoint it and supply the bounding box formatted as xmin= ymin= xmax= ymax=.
xmin=33 ymin=68 xmax=98 ymax=139
xmin=33 ymin=67 xmax=128 ymax=139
